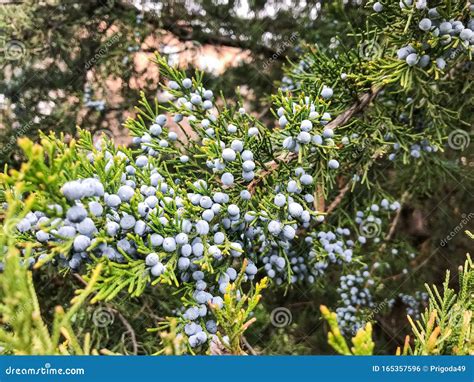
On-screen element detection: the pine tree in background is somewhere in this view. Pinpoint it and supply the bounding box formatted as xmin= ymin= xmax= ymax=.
xmin=0 ymin=0 xmax=472 ymax=355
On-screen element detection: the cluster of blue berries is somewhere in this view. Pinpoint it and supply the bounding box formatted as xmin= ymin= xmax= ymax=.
xmin=355 ymin=199 xmax=400 ymax=244
xmin=335 ymin=269 xmax=375 ymax=334
xmin=385 ymin=133 xmax=438 ymax=161
xmin=393 ymin=2 xmax=474 ymax=69
xmin=399 ymin=291 xmax=428 ymax=319
xmin=13 ymin=72 xmax=351 ymax=349
xmin=277 ymin=94 xmax=341 ymax=170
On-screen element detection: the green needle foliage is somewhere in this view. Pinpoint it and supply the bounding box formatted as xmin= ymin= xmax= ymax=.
xmin=320 ymin=305 xmax=375 ymax=355
xmin=322 ymin=255 xmax=473 ymax=356
xmin=0 ymin=1 xmax=472 ymax=355
xmin=400 ymin=254 xmax=473 ymax=355
xmin=0 ymin=199 xmax=103 ymax=355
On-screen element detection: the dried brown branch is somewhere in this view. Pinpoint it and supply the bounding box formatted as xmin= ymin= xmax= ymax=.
xmin=325 ymin=86 xmax=381 ymax=130
xmin=325 ymin=181 xmax=351 ymax=214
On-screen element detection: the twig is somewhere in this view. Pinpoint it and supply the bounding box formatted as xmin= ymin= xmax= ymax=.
xmin=325 ymin=86 xmax=381 ymax=130
xmin=72 ymin=273 xmax=138 ymax=354
xmin=110 ymin=308 xmax=139 ymax=355
xmin=242 ymin=335 xmax=258 ymax=355
xmin=325 ymin=181 xmax=351 ymax=214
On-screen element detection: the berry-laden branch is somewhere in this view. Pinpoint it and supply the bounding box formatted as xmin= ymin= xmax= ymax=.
xmin=0 ymin=0 xmax=472 ymax=356
xmin=247 ymin=86 xmax=382 ymax=195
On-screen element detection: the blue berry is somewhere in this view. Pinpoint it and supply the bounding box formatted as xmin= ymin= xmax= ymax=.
xmin=300 ymin=120 xmax=313 ymax=131
xmin=105 ymin=194 xmax=121 ymax=208
xmin=300 ymin=174 xmax=313 ymax=185
xmin=163 ymin=237 xmax=177 ymax=252
xmin=323 ymin=128 xmax=334 ymax=138
xmin=120 ymin=215 xmax=136 ymax=230
xmin=222 ymin=148 xmax=236 ymax=161
xmin=406 ymin=53 xmax=419 ymax=66
xmin=221 ymin=172 xmax=234 ymax=186
xmin=274 ymin=193 xmax=286 ymax=207
xmin=88 ymin=201 xmax=103 ymax=217
xmin=419 ymin=18 xmax=432 ymax=31
xmin=195 ymin=220 xmax=210 ymax=235
xmin=289 ymin=202 xmax=303 ymax=218
xmin=73 ymin=235 xmax=91 ymax=252
xmin=321 ymin=86 xmax=333 ymax=99
xmin=106 ymin=222 xmax=120 ymax=236
xmin=117 ymin=185 xmax=135 ymax=202
xmin=58 ymin=225 xmax=77 ymax=238
xmin=182 ymin=78 xmax=192 ymax=88
xmin=373 ymin=2 xmax=383 ymax=12
xmin=328 ymin=159 xmax=340 ymax=169
xmin=16 ymin=219 xmax=32 ymax=233
xmin=282 ymin=225 xmax=296 ymax=240
xmin=268 ymin=220 xmax=282 ymax=236
xmin=242 ymin=160 xmax=255 ymax=172
xmin=230 ymin=140 xmax=244 ymax=153
xmin=66 ymin=205 xmax=87 ymax=223
xmin=175 ymin=232 xmax=189 ymax=245
xmin=77 ymin=218 xmax=96 ymax=236
xmin=150 ymin=262 xmax=165 ymax=277
xmin=145 ymin=253 xmax=160 ymax=267
xmin=240 ymin=190 xmax=251 ymax=200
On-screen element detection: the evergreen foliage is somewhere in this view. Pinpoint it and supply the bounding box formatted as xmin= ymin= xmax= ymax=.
xmin=0 ymin=0 xmax=472 ymax=355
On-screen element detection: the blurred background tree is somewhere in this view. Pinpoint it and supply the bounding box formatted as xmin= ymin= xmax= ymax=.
xmin=0 ymin=0 xmax=371 ymax=166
